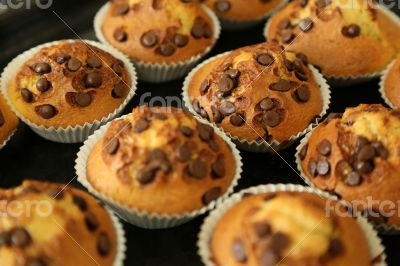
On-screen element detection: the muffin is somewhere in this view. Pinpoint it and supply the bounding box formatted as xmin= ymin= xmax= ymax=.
xmin=96 ymin=0 xmax=220 ymax=82
xmin=265 ymin=0 xmax=400 ymax=78
xmin=2 ymin=40 xmax=136 ymax=142
xmin=297 ymin=104 xmax=400 ymax=228
xmin=184 ymin=41 xmax=329 ymax=152
xmin=201 ymin=0 xmax=285 ymax=29
xmin=0 ymin=94 xmax=18 ymax=148
xmin=380 ymin=54 xmax=400 ymax=108
xmin=79 ymin=106 xmax=241 ymax=227
xmin=209 ymin=191 xmax=372 ymax=265
xmin=0 ymin=180 xmax=124 ymax=266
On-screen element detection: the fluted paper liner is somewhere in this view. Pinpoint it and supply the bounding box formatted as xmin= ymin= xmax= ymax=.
xmin=105 ymin=207 xmax=126 ymax=266
xmin=263 ymin=4 xmax=400 ymax=87
xmin=198 ymin=184 xmax=387 ymax=266
xmin=0 ymin=128 xmax=17 ymax=151
xmin=379 ymin=59 xmax=396 ymax=109
xmin=217 ymin=0 xmax=288 ymax=31
xmin=75 ymin=114 xmax=243 ymax=229
xmin=94 ymin=2 xmax=221 ymax=83
xmin=182 ymin=52 xmax=331 ymax=153
xmin=0 ymin=39 xmax=138 ymax=143
xmin=296 ymin=128 xmax=400 ymax=234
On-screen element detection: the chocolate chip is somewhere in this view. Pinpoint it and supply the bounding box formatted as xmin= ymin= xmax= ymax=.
xmin=210 ymin=106 xmax=223 ymax=124
xmin=56 ymin=54 xmax=71 ymax=64
xmin=342 ymin=24 xmax=361 ymax=38
xmin=137 ymin=166 xmax=157 ymax=185
xmin=203 ymin=23 xmax=212 ymax=38
xmin=208 ymin=139 xmax=220 ymax=152
xmin=357 ymin=145 xmax=376 ymax=161
xmin=230 ymin=113 xmax=245 ymax=127
xmin=355 ymin=136 xmax=370 ymax=151
xmin=67 ymin=57 xmax=82 ymax=72
xmin=231 ymin=239 xmax=247 ymax=263
xmin=112 ymin=62 xmax=124 ymax=76
xmin=191 ymin=17 xmax=211 ymax=39
xmin=259 ymin=98 xmax=275 ymax=111
xmin=174 ymin=33 xmax=189 ymax=47
xmin=177 ymin=144 xmax=191 ymax=162
xmin=299 ymin=18 xmax=313 ymax=32
xmin=72 ymin=195 xmax=87 ymax=211
xmin=317 ymin=159 xmax=330 ymax=176
xmin=0 ymin=112 xmax=4 ymax=127
xmin=200 ymin=109 xmax=209 ymax=120
xmin=134 ymin=119 xmax=150 ymax=133
xmin=141 ymin=31 xmax=159 ymax=47
xmin=35 ymin=105 xmax=57 ymax=119
xmin=21 ymin=88 xmax=34 ymax=103
xmin=26 ymin=258 xmax=47 ymax=266
xmin=197 ymin=123 xmax=214 ymax=141
xmin=85 ymin=72 xmax=102 ymax=88
xmin=271 ymin=232 xmax=290 ymax=250
xmin=316 ymin=0 xmax=331 ymax=8
xmin=254 ymin=223 xmax=271 ymax=238
xmin=106 ymin=138 xmax=119 ymax=155
xmin=211 ymin=159 xmax=225 ymax=178
xmin=202 ymin=187 xmax=222 ymax=205
xmin=262 ymin=110 xmax=282 ymax=128
xmin=112 ymin=82 xmax=127 ymax=99
xmin=328 ymin=238 xmax=342 ymax=256
xmin=147 ymin=149 xmax=167 ymax=162
xmin=10 ymin=228 xmax=31 ymax=247
xmin=317 ymin=139 xmax=331 ymax=156
xmin=0 ymin=232 xmax=9 ymax=247
xmin=257 ymin=53 xmax=274 ymax=66
xmin=97 ymin=232 xmax=111 ymax=256
xmin=308 ymin=159 xmax=317 ymax=177
xmin=33 ymin=62 xmax=51 ymax=74
xmin=219 ymin=75 xmax=236 ymax=94
xmin=281 ymin=31 xmax=295 ymax=43
xmin=187 ymin=159 xmax=208 ymax=179
xmin=345 ymin=171 xmax=361 ymax=186
xmin=299 ymin=0 xmax=308 ymax=7
xmin=85 ymin=212 xmax=99 ymax=232
xmin=36 ymin=78 xmax=51 ymax=92
xmin=299 ymin=144 xmax=308 ymax=160
xmin=219 ymin=101 xmax=236 ymax=116
xmin=269 ymin=79 xmax=292 ymax=92
xmin=116 ymin=4 xmax=129 ymax=15
xmin=226 ymin=69 xmax=240 ymax=79
xmin=296 ymin=53 xmax=308 ymax=65
xmin=260 ymin=251 xmax=279 ymax=266
xmin=193 ymin=99 xmax=201 ymax=114
xmin=200 ymin=79 xmax=210 ymax=95
xmin=214 ymin=0 xmax=231 ymax=12
xmin=114 ymin=28 xmax=128 ymax=42
xmin=354 ymin=160 xmax=374 ymax=174
xmin=87 ymin=56 xmax=102 ymax=68
xmin=372 ymin=141 xmax=388 ymax=159
xmin=157 ymin=43 xmax=176 ymax=56
xmin=293 ymin=85 xmax=310 ymax=102
xmin=278 ymin=18 xmax=291 ymax=29
xmin=180 ymin=125 xmax=193 ymax=137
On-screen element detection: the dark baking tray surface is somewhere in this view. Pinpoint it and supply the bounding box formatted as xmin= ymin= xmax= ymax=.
xmin=0 ymin=0 xmax=399 ymax=265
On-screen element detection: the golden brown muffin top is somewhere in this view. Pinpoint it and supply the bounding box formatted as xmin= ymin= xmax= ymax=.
xmin=0 ymin=180 xmax=118 ymax=266
xmin=201 ymin=0 xmax=283 ymax=21
xmin=187 ymin=41 xmax=323 ymax=143
xmin=101 ymin=0 xmax=216 ymax=63
xmin=0 ymin=94 xmax=18 ymax=144
xmin=7 ymin=40 xmax=131 ymax=128
xmin=299 ymin=104 xmax=400 ymax=226
xmin=211 ymin=191 xmax=371 ymax=266
xmin=87 ymin=106 xmax=237 ymax=214
xmin=266 ymin=0 xmax=399 ymax=76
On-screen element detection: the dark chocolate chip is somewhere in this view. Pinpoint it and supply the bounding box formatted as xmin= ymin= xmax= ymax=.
xmin=296 ymin=53 xmax=308 ymax=65
xmin=308 ymin=159 xmax=317 ymax=177
xmin=187 ymin=159 xmax=208 ymax=179
xmin=67 ymin=57 xmax=82 ymax=72
xmin=193 ymin=99 xmax=201 ymax=114
xmin=271 ymin=232 xmax=290 ymax=250
xmin=260 ymin=251 xmax=279 ymax=266
xmin=212 ymin=105 xmax=224 ymax=123
xmin=72 ymin=195 xmax=87 ymax=211
xmin=299 ymin=0 xmax=308 ymax=7
xmin=219 ymin=101 xmax=236 ymax=116
xmin=74 ymin=92 xmax=92 ymax=107
xmin=357 ymin=145 xmax=376 ymax=161
xmin=208 ymin=139 xmax=220 ymax=152
xmin=177 ymin=144 xmax=191 ymax=162
xmin=317 ymin=159 xmax=330 ymax=176
xmin=112 ymin=62 xmax=124 ymax=76
xmin=33 ymin=62 xmax=51 ymax=74
xmin=293 ymin=85 xmax=310 ymax=102
xmin=191 ymin=18 xmax=206 ymax=39
xmin=180 ymin=125 xmax=193 ymax=137
xmin=202 ymin=187 xmax=222 ymax=205
xmin=97 ymin=232 xmax=111 ymax=256
xmin=354 ymin=160 xmax=374 ymax=174
xmin=342 ymin=24 xmax=361 ymax=38
xmin=10 ymin=228 xmax=31 ymax=247
xmin=114 ymin=28 xmax=128 ymax=42
xmin=85 ymin=212 xmax=99 ymax=232
xmin=35 ymin=105 xmax=57 ymax=119
xmin=214 ymin=0 xmax=231 ymax=12
xmin=21 ymin=88 xmax=34 ymax=103
xmin=328 ymin=238 xmax=342 ymax=256
xmin=372 ymin=141 xmax=388 ymax=159
xmin=211 ymin=159 xmax=225 ymax=178
xmin=85 ymin=72 xmax=103 ymax=88
xmin=317 ymin=139 xmax=331 ymax=156
xmin=299 ymin=18 xmax=313 ymax=32
xmin=141 ymin=31 xmax=159 ymax=47
xmin=112 ymin=82 xmax=127 ymax=99
xmin=200 ymin=109 xmax=209 ymax=120
xmin=269 ymin=79 xmax=292 ymax=92
xmin=116 ymin=4 xmax=130 ymax=15
xmin=254 ymin=222 xmax=271 ymax=238
xmin=355 ymin=136 xmax=370 ymax=152
xmin=230 ymin=113 xmax=245 ymax=127
xmin=106 ymin=138 xmax=120 ymax=155
xmin=299 ymin=143 xmax=308 ymax=160
xmin=137 ymin=166 xmax=157 ymax=185
xmin=87 ymin=56 xmax=102 ymax=69
xmin=200 ymin=79 xmax=210 ymax=95
xmin=0 ymin=232 xmax=10 ymax=247
xmin=197 ymin=123 xmax=214 ymax=141
xmin=174 ymin=33 xmax=189 ymax=47
xmin=281 ymin=31 xmax=295 ymax=43
xmin=226 ymin=69 xmax=240 ymax=79
xmin=345 ymin=171 xmax=362 ymax=186
xmin=259 ymin=98 xmax=275 ymax=111
xmin=279 ymin=18 xmax=291 ymax=29
xmin=262 ymin=110 xmax=282 ymax=128
xmin=158 ymin=43 xmax=176 ymax=56
xmin=219 ymin=75 xmax=236 ymax=93
xmin=133 ymin=119 xmax=150 ymax=133
xmin=231 ymin=239 xmax=247 ymax=263
xmin=147 ymin=149 xmax=167 ymax=162
xmin=36 ymin=78 xmax=51 ymax=92
xmin=56 ymin=54 xmax=71 ymax=64
xmin=257 ymin=53 xmax=274 ymax=66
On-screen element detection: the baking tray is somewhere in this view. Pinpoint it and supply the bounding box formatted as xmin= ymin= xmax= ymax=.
xmin=0 ymin=0 xmax=399 ymax=265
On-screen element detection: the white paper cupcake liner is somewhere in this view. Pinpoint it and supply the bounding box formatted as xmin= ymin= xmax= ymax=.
xmin=263 ymin=4 xmax=400 ymax=87
xmin=0 ymin=127 xmax=17 ymax=151
xmin=105 ymin=207 xmax=126 ymax=266
xmin=198 ymin=184 xmax=387 ymax=266
xmin=182 ymin=52 xmax=331 ymax=153
xmin=295 ymin=128 xmax=400 ymax=234
xmin=0 ymin=39 xmax=138 ymax=144
xmin=94 ymin=3 xmax=221 ymax=83
xmin=75 ymin=114 xmax=243 ymax=229
xmin=379 ymin=59 xmax=396 ymax=109
xmin=217 ymin=0 xmax=288 ymax=31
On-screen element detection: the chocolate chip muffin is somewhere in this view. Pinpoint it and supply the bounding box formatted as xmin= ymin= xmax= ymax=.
xmin=297 ymin=104 xmax=400 ymax=227
xmin=380 ymin=55 xmax=400 ymax=108
xmin=5 ymin=40 xmax=133 ymax=129
xmin=265 ymin=0 xmax=400 ymax=77
xmin=85 ymin=106 xmax=239 ymax=216
xmin=210 ymin=191 xmax=371 ymax=265
xmin=201 ymin=0 xmax=284 ymax=23
xmin=0 ymin=94 xmax=18 ymax=147
xmin=0 ymin=180 xmax=122 ymax=266
xmin=100 ymin=0 xmax=218 ymax=64
xmin=185 ymin=41 xmax=327 ymax=147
